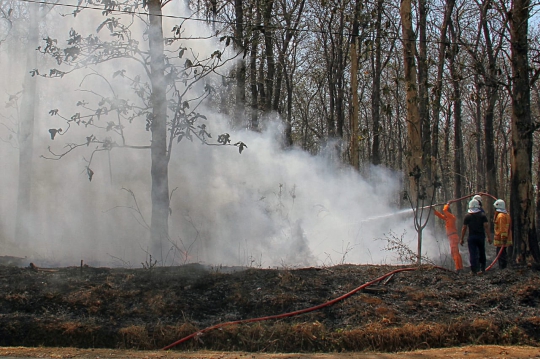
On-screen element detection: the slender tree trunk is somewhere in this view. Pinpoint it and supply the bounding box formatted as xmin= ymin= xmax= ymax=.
xmin=431 ymin=0 xmax=454 ymax=172
xmin=335 ymin=8 xmax=346 ymax=142
xmin=509 ymin=0 xmax=540 ymax=264
xmin=449 ymin=22 xmax=464 ymax=219
xmin=474 ymin=76 xmax=484 ymax=191
xmin=442 ymin=103 xmax=452 ymax=200
xmin=148 ymin=0 xmax=170 ymax=260
xmin=370 ymin=0 xmax=382 ymax=167
xmin=258 ymin=47 xmax=266 ymax=115
xmin=275 ymin=0 xmax=305 ymax=146
xmin=479 ymin=0 xmax=498 ymax=209
xmin=263 ymin=0 xmax=275 ymax=113
xmin=15 ymin=2 xmax=39 ymax=247
xmin=234 ymin=0 xmax=246 ymax=129
xmin=283 ymin=66 xmax=293 ymax=147
xmin=250 ymin=1 xmax=261 ymax=131
xmin=350 ymin=0 xmax=361 ymax=169
xmin=417 ymin=0 xmax=431 ymax=182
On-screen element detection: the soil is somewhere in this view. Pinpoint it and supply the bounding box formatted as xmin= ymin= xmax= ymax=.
xmin=0 ymin=262 xmax=539 ymax=357
xmin=1 ymin=345 xmax=540 ymax=358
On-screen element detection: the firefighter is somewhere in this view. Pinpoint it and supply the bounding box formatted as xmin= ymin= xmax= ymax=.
xmin=460 ymin=199 xmax=492 ymax=275
xmin=433 ymin=203 xmax=463 ymax=271
xmin=473 ymin=194 xmax=485 ymax=213
xmin=493 ymin=199 xmax=512 ymax=269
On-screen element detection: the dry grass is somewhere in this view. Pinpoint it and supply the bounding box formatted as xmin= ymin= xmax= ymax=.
xmin=1 ymin=264 xmax=539 ymax=352
xmin=119 ymin=325 xmax=152 ymax=350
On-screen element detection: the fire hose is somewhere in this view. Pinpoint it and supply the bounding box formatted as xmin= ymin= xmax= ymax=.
xmin=162 ymin=266 xmax=418 ymax=350
xmin=163 ymin=261 xmax=503 ymax=350
xmin=162 ymin=192 xmax=504 ymax=350
xmin=422 ymin=191 xmax=498 ymax=209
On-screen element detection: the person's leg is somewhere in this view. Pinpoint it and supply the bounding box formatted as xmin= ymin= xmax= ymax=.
xmin=449 ymin=234 xmax=463 ymax=270
xmin=478 ymin=238 xmax=486 ymax=273
xmin=468 ymin=237 xmax=479 ymax=273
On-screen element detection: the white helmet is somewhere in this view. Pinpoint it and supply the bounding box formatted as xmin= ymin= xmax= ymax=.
xmin=473 ymin=195 xmax=482 ymax=202
xmin=468 ymin=199 xmax=481 ymax=213
xmin=494 ymin=199 xmax=506 ymax=211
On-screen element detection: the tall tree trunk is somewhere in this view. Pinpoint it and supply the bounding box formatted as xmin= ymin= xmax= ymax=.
xmin=370 ymin=0 xmax=382 ymax=167
xmin=335 ymin=8 xmax=346 ymax=142
xmin=263 ymin=0 xmax=275 ymax=113
xmin=350 ymin=0 xmax=362 ymax=169
xmin=283 ymin=64 xmax=293 ymax=147
xmin=234 ymin=0 xmax=246 ymax=129
xmin=275 ymin=0 xmax=305 ymax=145
xmin=449 ymin=22 xmax=464 ymax=219
xmin=400 ymin=0 xmax=426 ymax=265
xmin=400 ymin=0 xmax=422 ymax=201
xmin=442 ymin=103 xmax=452 ymax=200
xmin=417 ymin=0 xmax=431 ymax=182
xmin=474 ymin=76 xmax=484 ymax=191
xmin=148 ymin=0 xmax=170 ymax=260
xmin=15 ymin=2 xmax=39 ymax=247
xmin=481 ymin=0 xmax=499 ymax=209
xmin=258 ymin=46 xmax=266 ymax=117
xmin=509 ymin=0 xmax=540 ymax=264
xmin=250 ymin=1 xmax=261 ymax=131
xmin=431 ymin=0 xmax=454 ymax=173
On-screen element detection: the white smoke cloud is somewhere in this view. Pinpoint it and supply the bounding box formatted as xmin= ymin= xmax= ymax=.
xmin=0 ymin=1 xmax=447 ymax=268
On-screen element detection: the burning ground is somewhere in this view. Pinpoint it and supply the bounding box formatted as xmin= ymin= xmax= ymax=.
xmin=0 ymin=262 xmax=539 ymax=353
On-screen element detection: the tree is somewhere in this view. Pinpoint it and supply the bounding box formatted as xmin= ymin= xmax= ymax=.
xmin=15 ymin=1 xmax=39 ymax=247
xmin=233 ymin=0 xmax=247 ymax=129
xmin=449 ymin=20 xmax=465 ymax=219
xmin=400 ymin=0 xmax=431 ymax=264
xmin=430 ymin=0 xmax=454 ymax=191
xmin=507 ymin=0 xmax=540 ymax=264
xmin=369 ymin=0 xmax=384 ymax=167
xmin=400 ymin=0 xmax=422 ymax=199
xmin=39 ymin=0 xmax=242 ymax=261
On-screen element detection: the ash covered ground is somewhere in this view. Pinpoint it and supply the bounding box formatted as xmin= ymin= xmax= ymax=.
xmin=0 ymin=262 xmax=539 ymax=353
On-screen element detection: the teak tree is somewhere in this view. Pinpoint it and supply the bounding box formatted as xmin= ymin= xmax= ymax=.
xmin=507 ymin=0 xmax=540 ymax=265
xmin=37 ymin=0 xmax=245 ymax=261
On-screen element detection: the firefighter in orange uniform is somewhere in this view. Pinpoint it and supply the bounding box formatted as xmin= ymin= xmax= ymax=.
xmin=493 ymin=199 xmax=512 ymax=269
xmin=434 ymin=203 xmax=464 ymax=271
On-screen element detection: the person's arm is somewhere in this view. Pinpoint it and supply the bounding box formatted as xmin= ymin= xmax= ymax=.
xmin=460 ymin=225 xmax=467 ymax=246
xmin=433 ymin=209 xmax=445 ymax=220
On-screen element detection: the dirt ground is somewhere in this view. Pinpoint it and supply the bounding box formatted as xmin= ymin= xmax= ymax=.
xmin=0 ymin=262 xmax=539 ymax=355
xmin=1 ymin=345 xmax=540 ymax=359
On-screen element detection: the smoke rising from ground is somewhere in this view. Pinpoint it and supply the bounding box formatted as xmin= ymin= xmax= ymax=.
xmin=0 ymin=1 xmax=453 ymax=268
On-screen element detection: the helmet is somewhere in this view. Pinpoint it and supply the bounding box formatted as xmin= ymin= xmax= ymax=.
xmin=494 ymin=199 xmax=506 ymax=211
xmin=473 ymin=195 xmax=482 ymax=202
xmin=469 ymin=199 xmax=480 ymax=209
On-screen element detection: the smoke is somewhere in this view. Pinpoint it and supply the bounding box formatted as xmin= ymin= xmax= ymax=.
xmin=0 ymin=1 xmax=446 ymax=268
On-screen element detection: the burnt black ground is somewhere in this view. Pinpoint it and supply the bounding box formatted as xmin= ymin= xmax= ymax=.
xmin=0 ymin=263 xmax=539 ymax=352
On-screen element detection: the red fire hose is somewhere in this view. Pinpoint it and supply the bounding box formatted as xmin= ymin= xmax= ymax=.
xmin=162 ymin=192 xmax=504 ymax=350
xmin=486 ymin=246 xmax=505 ymax=271
xmin=162 ymin=266 xmax=417 ymax=350
xmin=447 ymin=191 xmax=498 ymax=205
